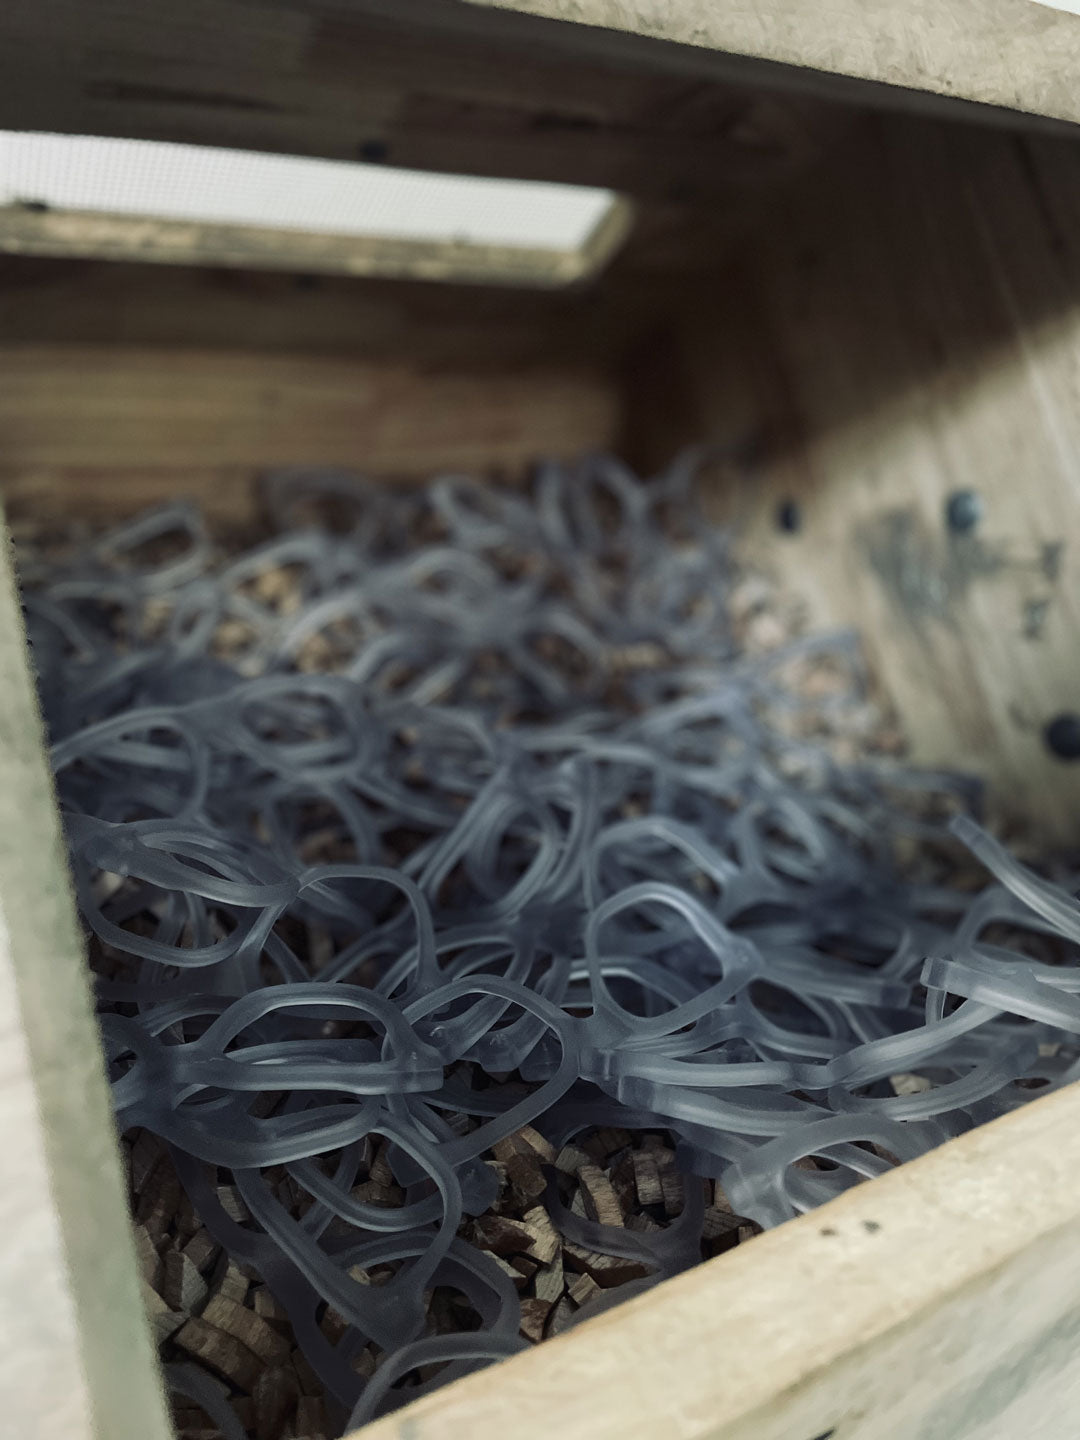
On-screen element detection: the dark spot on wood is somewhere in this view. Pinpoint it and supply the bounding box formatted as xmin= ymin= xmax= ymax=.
xmin=777 ymin=498 xmax=801 ymax=534
xmin=1042 ymin=541 xmax=1064 ymax=583
xmin=944 ymin=488 xmax=982 ymax=535
xmin=820 ymin=1226 xmax=837 ymax=1237
xmin=1023 ymin=598 xmax=1050 ymax=641
xmin=1045 ymin=713 xmax=1080 ymax=761
xmin=862 ymin=1219 xmax=881 ymax=1234
xmin=358 ymin=139 xmax=390 ymax=164
xmin=85 ymin=79 xmax=289 ymax=114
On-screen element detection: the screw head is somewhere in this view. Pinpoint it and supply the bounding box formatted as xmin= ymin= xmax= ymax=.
xmin=776 ymin=499 xmax=802 ymax=534
xmin=945 ymin=489 xmax=982 ymax=535
xmin=1044 ymin=712 xmax=1080 ymax=760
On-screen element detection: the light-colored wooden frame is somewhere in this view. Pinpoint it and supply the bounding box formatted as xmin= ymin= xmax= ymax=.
xmin=0 ymin=197 xmax=635 ymax=289
xmin=0 ymin=517 xmax=172 ymax=1440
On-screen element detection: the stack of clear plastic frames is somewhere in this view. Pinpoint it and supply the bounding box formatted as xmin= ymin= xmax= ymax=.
xmin=19 ymin=454 xmax=1080 ymax=1434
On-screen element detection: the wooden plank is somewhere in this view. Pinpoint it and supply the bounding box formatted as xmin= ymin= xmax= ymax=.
xmin=0 ymin=514 xmax=172 ymax=1439
xmin=467 ymin=0 xmax=1080 ymax=129
xmin=352 ymin=1077 xmax=1080 ymax=1440
xmin=0 ymin=0 xmax=847 ymax=205
xmin=0 ymin=344 xmax=621 ymax=475
xmin=655 ymin=117 xmax=1080 ymax=843
xmin=0 ymin=257 xmax=615 ymax=364
xmin=0 ymin=199 xmax=635 ymax=289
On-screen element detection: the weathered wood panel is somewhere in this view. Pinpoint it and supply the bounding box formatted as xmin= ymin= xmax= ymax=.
xmin=0 ymin=345 xmax=621 ymax=488
xmin=655 ymin=119 xmax=1080 ymax=843
xmin=0 ymin=517 xmax=172 ymax=1440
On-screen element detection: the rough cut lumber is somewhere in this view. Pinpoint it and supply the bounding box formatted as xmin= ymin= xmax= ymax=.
xmin=0 ymin=346 xmax=619 ymax=479
xmin=0 ymin=511 xmax=172 ymax=1440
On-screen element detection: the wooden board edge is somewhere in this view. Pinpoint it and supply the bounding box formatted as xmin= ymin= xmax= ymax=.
xmin=461 ymin=0 xmax=1080 ymax=131
xmin=351 ymin=1078 xmax=1080 ymax=1440
xmin=0 ymin=511 xmax=173 ymax=1440
xmin=0 ymin=203 xmax=630 ymax=290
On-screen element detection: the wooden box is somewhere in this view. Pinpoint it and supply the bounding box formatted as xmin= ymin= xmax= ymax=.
xmin=5 ymin=4 xmax=1080 ymax=1439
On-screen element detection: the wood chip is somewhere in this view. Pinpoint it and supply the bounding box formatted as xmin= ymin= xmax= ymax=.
xmin=472 ymin=1213 xmax=535 ymax=1256
xmin=642 ymin=1137 xmax=676 ymax=1170
xmin=369 ymin=1143 xmax=394 ymax=1188
xmin=295 ymin=1393 xmax=329 ymax=1438
xmin=509 ymin=1255 xmax=538 ymax=1282
xmin=562 ymin=1242 xmax=649 ymax=1288
xmin=505 ymin=1151 xmax=546 ymax=1205
xmin=130 ymin=1130 xmax=162 ymax=1192
xmin=351 ymin=1347 xmax=376 ymax=1380
xmin=252 ymin=1365 xmax=298 ymax=1440
xmin=140 ymin=1278 xmax=186 ymax=1346
xmin=492 ymin=1125 xmax=555 ymax=1164
xmin=163 ymin=1249 xmax=210 ymax=1314
xmin=201 ymin=1294 xmax=292 ymax=1366
xmin=702 ymin=1206 xmax=741 ymax=1240
xmin=518 ymin=1297 xmax=552 ymax=1343
xmin=484 ymin=1159 xmax=509 ymax=1205
xmin=554 ymin=1144 xmax=590 ymax=1176
xmin=487 ymin=1252 xmax=529 ymax=1289
xmin=181 ymin=1229 xmax=220 ymax=1274
xmin=631 ymin=1151 xmax=664 ymax=1208
xmin=174 ymin=1317 xmax=262 ymax=1391
xmin=520 ymin=1206 xmax=560 ymax=1264
xmin=546 ymin=1297 xmax=576 ymax=1337
xmin=175 ymin=1193 xmax=201 ymax=1238
xmin=625 ymin=1212 xmax=662 ymax=1233
xmin=577 ymin=1164 xmax=624 ymax=1228
xmin=216 ymin=1184 xmax=249 ymax=1224
xmin=252 ymin=1286 xmax=290 ymax=1324
xmin=213 ymin=1259 xmax=250 ymax=1306
xmin=350 ymin=1179 xmax=405 ymax=1207
xmin=533 ymin=1251 xmax=564 ymax=1304
xmin=136 ymin=1157 xmax=181 ymax=1244
xmin=568 ymin=1272 xmax=601 ymax=1308
xmin=660 ymin=1170 xmax=685 ymax=1218
xmin=594 ymin=1127 xmax=631 ymax=1155
xmin=132 ymin=1222 xmax=163 ymax=1289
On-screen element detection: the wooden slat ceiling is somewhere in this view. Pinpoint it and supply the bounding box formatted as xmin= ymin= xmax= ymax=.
xmin=0 ymin=0 xmax=849 ymax=208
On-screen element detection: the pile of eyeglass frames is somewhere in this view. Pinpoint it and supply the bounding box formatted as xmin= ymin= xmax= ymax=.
xmin=18 ymin=455 xmax=1080 ymax=1433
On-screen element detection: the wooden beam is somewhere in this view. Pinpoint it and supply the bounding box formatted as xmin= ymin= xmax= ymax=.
xmin=352 ymin=1077 xmax=1080 ymax=1439
xmin=0 ymin=0 xmax=849 ymax=206
xmin=0 ymin=345 xmax=621 ymax=478
xmin=0 ymin=199 xmax=635 ymax=289
xmin=466 ymin=0 xmax=1080 ymax=130
xmin=0 ymin=516 xmax=172 ymax=1440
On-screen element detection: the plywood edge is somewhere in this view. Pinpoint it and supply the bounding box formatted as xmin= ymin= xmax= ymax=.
xmin=463 ymin=0 xmax=1080 ymax=130
xmin=0 ymin=203 xmax=630 ymax=289
xmin=353 ymin=1079 xmax=1080 ymax=1440
xmin=0 ymin=514 xmax=172 ymax=1439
